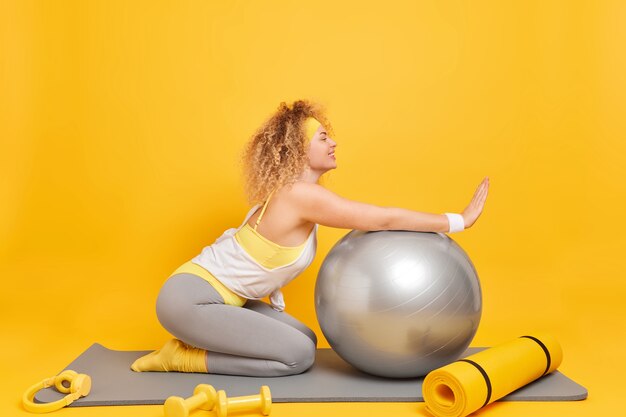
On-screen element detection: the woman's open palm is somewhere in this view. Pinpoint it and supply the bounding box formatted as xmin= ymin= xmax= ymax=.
xmin=462 ymin=177 xmax=490 ymax=229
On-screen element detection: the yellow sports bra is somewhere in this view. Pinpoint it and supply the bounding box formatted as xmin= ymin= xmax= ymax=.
xmin=234 ymin=189 xmax=308 ymax=269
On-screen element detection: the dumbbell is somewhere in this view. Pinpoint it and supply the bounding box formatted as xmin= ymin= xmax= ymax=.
xmin=215 ymin=386 xmax=272 ymax=417
xmin=163 ymin=384 xmax=217 ymax=417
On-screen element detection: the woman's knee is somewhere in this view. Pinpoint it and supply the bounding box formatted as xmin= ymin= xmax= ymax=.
xmin=244 ymin=301 xmax=318 ymax=346
xmin=280 ymin=337 xmax=316 ymax=375
xmin=297 ymin=341 xmax=316 ymax=373
xmin=303 ymin=326 xmax=318 ymax=347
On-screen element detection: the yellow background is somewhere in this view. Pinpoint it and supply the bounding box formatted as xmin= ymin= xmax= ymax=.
xmin=1 ymin=1 xmax=624 ymax=416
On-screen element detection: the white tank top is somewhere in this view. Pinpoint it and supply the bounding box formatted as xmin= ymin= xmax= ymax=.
xmin=191 ymin=204 xmax=318 ymax=311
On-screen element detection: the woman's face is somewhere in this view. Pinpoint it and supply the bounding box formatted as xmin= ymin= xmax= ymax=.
xmin=307 ymin=125 xmax=337 ymax=173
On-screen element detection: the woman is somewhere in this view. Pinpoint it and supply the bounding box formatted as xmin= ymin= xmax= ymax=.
xmin=131 ymin=99 xmax=490 ymax=377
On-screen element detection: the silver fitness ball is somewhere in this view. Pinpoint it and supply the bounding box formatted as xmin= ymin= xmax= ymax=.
xmin=315 ymin=230 xmax=482 ymax=378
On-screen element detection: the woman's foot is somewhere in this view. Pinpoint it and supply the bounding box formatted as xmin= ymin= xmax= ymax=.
xmin=130 ymin=338 xmax=207 ymax=373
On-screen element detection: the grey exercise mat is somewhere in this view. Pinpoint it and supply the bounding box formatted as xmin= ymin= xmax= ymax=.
xmin=36 ymin=344 xmax=587 ymax=406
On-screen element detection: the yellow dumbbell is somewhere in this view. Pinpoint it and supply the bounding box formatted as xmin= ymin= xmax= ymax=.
xmin=163 ymin=384 xmax=217 ymax=417
xmin=215 ymin=386 xmax=272 ymax=417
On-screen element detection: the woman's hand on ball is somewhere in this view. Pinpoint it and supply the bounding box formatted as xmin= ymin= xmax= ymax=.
xmin=461 ymin=177 xmax=490 ymax=229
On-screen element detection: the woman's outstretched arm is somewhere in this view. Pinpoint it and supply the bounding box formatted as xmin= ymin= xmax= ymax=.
xmin=291 ymin=177 xmax=489 ymax=233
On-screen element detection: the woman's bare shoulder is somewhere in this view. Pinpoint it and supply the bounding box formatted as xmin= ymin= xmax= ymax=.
xmin=284 ymin=181 xmax=327 ymax=194
xmin=280 ymin=181 xmax=328 ymax=203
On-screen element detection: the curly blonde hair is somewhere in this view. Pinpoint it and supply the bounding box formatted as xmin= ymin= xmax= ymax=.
xmin=240 ymin=99 xmax=334 ymax=206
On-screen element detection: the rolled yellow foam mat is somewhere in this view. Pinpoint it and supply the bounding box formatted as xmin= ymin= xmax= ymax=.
xmin=423 ymin=333 xmax=563 ymax=417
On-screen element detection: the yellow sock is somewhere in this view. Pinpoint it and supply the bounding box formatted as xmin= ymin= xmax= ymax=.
xmin=130 ymin=339 xmax=208 ymax=373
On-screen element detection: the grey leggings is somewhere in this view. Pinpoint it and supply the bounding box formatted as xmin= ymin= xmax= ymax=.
xmin=156 ymin=273 xmax=317 ymax=377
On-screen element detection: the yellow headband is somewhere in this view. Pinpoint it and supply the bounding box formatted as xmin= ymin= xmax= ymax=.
xmin=303 ymin=116 xmax=322 ymax=141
